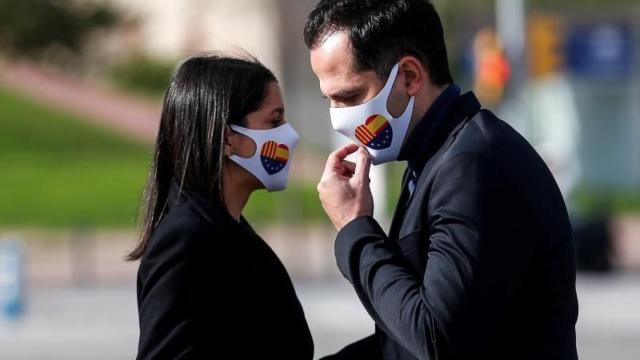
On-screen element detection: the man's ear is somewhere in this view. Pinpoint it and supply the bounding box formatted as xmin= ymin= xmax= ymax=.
xmin=399 ymin=56 xmax=426 ymax=97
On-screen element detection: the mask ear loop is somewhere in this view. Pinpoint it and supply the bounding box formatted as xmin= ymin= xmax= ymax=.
xmin=385 ymin=65 xmax=413 ymax=119
xmin=375 ymin=63 xmax=401 ymax=109
xmin=382 ymin=63 xmax=401 ymax=94
xmin=228 ymin=125 xmax=259 ymax=159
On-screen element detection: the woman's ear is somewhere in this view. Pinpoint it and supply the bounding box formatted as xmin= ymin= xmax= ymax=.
xmin=399 ymin=56 xmax=425 ymax=97
xmin=224 ymin=124 xmax=257 ymax=158
xmin=223 ymin=125 xmax=234 ymax=156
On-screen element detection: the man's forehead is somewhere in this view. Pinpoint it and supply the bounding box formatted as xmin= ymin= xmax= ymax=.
xmin=310 ymin=33 xmax=363 ymax=94
xmin=311 ymin=33 xmax=355 ymax=71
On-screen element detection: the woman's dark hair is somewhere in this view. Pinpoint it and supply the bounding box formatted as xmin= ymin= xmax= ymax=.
xmin=127 ymin=54 xmax=277 ymax=261
xmin=303 ymin=0 xmax=453 ymax=85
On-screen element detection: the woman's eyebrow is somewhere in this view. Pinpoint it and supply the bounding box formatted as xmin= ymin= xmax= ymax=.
xmin=271 ymin=107 xmax=285 ymax=115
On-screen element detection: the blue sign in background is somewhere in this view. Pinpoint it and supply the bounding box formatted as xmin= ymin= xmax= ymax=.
xmin=0 ymin=240 xmax=25 ymax=321
xmin=566 ymin=23 xmax=634 ymax=78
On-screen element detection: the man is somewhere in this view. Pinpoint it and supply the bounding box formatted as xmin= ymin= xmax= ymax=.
xmin=304 ymin=1 xmax=578 ymax=359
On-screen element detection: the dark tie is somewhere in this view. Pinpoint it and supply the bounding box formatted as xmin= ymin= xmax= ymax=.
xmin=407 ymin=169 xmax=418 ymax=198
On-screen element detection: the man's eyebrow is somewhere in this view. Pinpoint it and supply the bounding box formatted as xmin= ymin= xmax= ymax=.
xmin=323 ymin=88 xmax=363 ymax=99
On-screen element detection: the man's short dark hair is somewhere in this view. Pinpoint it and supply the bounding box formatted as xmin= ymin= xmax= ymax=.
xmin=304 ymin=0 xmax=453 ymax=85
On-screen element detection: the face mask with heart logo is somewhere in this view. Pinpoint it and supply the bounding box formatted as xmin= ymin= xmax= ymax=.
xmin=228 ymin=123 xmax=299 ymax=192
xmin=329 ymin=63 xmax=416 ymax=165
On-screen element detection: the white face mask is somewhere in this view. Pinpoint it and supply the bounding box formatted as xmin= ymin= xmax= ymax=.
xmin=228 ymin=123 xmax=299 ymax=192
xmin=329 ymin=63 xmax=415 ymax=165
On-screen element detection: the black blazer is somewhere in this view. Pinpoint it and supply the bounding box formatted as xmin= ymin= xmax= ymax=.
xmin=331 ymin=92 xmax=578 ymax=359
xmin=136 ymin=182 xmax=314 ymax=359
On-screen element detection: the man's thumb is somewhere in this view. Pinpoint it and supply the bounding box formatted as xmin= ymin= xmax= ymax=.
xmin=354 ymin=147 xmax=372 ymax=181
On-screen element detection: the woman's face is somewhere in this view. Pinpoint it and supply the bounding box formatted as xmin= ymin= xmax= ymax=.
xmin=228 ymin=81 xmax=286 ymax=158
xmin=224 ymin=81 xmax=287 ymax=194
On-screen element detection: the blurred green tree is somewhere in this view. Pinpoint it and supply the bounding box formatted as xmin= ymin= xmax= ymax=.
xmin=109 ymin=55 xmax=175 ymax=98
xmin=0 ymin=0 xmax=119 ymax=59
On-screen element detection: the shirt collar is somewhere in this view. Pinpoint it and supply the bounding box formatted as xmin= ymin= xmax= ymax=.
xmin=398 ymin=85 xmax=481 ymax=174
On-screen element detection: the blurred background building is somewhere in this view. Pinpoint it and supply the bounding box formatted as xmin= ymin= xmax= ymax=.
xmin=0 ymin=0 xmax=639 ymax=359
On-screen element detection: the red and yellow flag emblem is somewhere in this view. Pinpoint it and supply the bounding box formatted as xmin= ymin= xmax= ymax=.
xmin=355 ymin=114 xmax=393 ymax=150
xmin=260 ymin=141 xmax=289 ymax=175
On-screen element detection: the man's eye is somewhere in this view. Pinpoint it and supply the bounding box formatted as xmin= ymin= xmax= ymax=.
xmin=342 ymin=94 xmax=360 ymax=105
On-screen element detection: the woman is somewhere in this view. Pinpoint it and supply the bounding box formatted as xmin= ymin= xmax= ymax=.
xmin=128 ymin=54 xmax=314 ymax=359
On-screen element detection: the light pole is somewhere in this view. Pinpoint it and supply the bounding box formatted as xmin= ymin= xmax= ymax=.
xmin=495 ymin=0 xmax=530 ymax=136
xmin=496 ymin=0 xmax=527 ymax=89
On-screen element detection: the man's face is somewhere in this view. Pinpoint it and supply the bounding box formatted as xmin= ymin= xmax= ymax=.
xmin=310 ymin=32 xmax=410 ymax=116
xmin=310 ymin=32 xmax=384 ymax=109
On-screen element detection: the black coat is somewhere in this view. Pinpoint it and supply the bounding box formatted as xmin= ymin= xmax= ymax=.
xmin=136 ymin=182 xmax=314 ymax=359
xmin=328 ymin=89 xmax=578 ymax=359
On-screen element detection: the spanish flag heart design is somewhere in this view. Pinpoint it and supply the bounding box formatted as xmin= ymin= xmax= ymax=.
xmin=355 ymin=114 xmax=393 ymax=150
xmin=260 ymin=141 xmax=289 ymax=175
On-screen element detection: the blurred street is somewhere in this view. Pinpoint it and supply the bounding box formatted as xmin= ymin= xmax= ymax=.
xmin=1 ymin=273 xmax=639 ymax=359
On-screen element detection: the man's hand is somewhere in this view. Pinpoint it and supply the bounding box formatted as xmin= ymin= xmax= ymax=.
xmin=318 ymin=143 xmax=374 ymax=230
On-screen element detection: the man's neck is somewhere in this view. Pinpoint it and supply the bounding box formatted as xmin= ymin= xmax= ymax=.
xmin=402 ymin=83 xmax=451 ymax=147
